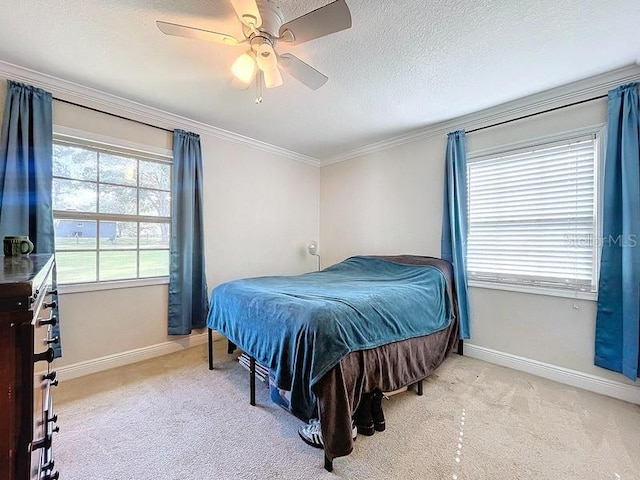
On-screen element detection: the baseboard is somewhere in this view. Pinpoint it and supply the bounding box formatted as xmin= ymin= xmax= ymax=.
xmin=54 ymin=331 xmax=224 ymax=382
xmin=53 ymin=336 xmax=639 ymax=404
xmin=464 ymin=343 xmax=640 ymax=405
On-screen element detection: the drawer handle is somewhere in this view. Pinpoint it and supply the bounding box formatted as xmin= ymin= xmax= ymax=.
xmin=30 ymin=435 xmax=52 ymax=451
xmin=48 ymin=414 xmax=58 ymax=424
xmin=34 ymin=348 xmax=55 ymax=364
xmin=46 ymin=336 xmax=60 ymax=345
xmin=30 ymin=428 xmax=59 ymax=452
xmin=43 ymin=371 xmax=57 ymax=382
xmin=44 ymin=300 xmax=57 ymax=309
xmin=48 ymin=289 xmax=58 ymax=296
xmin=39 ymin=315 xmax=58 ymax=327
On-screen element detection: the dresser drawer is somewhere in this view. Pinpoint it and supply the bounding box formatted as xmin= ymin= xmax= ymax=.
xmin=36 ymin=386 xmax=58 ymax=480
xmin=30 ymin=370 xmax=46 ymax=478
xmin=31 ymin=370 xmax=58 ymax=479
xmin=38 ymin=447 xmax=57 ymax=480
xmin=31 ymin=381 xmax=58 ymax=479
xmin=34 ymin=289 xmax=56 ymax=347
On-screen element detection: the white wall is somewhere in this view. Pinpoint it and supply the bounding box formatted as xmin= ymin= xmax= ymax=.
xmin=320 ymin=139 xmax=445 ymax=268
xmin=321 ymin=98 xmax=639 ymax=391
xmin=0 ymin=77 xmax=320 ymax=369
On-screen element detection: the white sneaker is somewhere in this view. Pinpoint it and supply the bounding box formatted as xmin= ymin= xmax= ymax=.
xmin=298 ymin=419 xmax=324 ymax=448
xmin=298 ymin=419 xmax=358 ymax=449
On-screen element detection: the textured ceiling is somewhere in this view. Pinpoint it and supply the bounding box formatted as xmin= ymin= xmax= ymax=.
xmin=0 ymin=0 xmax=639 ymax=160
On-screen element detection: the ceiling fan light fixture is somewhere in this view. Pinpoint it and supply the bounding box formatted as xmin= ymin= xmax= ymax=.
xmin=231 ymin=51 xmax=256 ymax=84
xmin=157 ymin=0 xmax=353 ymax=96
xmin=263 ymin=67 xmax=283 ymax=88
xmin=256 ymin=43 xmax=278 ymax=72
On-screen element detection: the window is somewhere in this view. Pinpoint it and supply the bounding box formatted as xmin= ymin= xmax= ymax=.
xmin=467 ymin=133 xmax=601 ymax=296
xmin=53 ymin=139 xmax=172 ymax=284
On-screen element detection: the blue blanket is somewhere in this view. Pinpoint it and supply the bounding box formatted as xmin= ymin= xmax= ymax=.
xmin=207 ymin=256 xmax=453 ymax=420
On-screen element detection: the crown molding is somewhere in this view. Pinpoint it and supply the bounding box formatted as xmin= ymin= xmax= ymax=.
xmin=0 ymin=60 xmax=321 ymax=167
xmin=322 ymin=63 xmax=640 ymax=166
xmin=2 ymin=60 xmax=638 ymax=169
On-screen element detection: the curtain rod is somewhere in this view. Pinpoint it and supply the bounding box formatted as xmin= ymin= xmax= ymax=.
xmin=53 ymin=97 xmax=173 ymax=134
xmin=53 ymin=91 xmax=608 ymax=138
xmin=466 ymin=94 xmax=608 ymax=134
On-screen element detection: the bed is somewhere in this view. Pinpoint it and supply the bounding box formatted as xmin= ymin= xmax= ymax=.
xmin=206 ymin=255 xmax=460 ymax=470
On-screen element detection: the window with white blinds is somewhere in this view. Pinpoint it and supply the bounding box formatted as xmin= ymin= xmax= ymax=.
xmin=467 ymin=134 xmax=599 ymax=294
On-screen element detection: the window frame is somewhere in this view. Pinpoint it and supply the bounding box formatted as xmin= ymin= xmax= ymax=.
xmin=52 ymin=130 xmax=173 ymax=293
xmin=466 ymin=124 xmax=606 ymax=301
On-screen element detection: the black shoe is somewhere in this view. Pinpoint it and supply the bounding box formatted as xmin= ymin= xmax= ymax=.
xmin=353 ymin=393 xmax=375 ymax=436
xmin=371 ymin=389 xmax=386 ymax=432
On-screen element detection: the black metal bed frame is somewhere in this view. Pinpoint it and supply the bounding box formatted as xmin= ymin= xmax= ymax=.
xmin=207 ymin=328 xmax=464 ymax=471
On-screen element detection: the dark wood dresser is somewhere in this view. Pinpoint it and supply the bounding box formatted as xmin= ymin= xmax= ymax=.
xmin=0 ymin=254 xmax=59 ymax=480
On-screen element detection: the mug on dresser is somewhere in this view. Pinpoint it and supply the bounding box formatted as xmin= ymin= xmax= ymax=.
xmin=3 ymin=236 xmax=34 ymax=256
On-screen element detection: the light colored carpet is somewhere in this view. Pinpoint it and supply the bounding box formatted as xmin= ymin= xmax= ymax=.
xmin=54 ymin=342 xmax=640 ymax=480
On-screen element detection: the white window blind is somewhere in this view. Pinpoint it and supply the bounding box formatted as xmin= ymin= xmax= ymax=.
xmin=467 ymin=135 xmax=598 ymax=293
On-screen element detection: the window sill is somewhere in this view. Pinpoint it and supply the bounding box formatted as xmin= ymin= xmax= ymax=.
xmin=58 ymin=277 xmax=169 ymax=294
xmin=468 ymin=280 xmax=597 ymax=301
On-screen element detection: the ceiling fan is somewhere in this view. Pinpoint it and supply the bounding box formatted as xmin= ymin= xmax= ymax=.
xmin=156 ymin=0 xmax=352 ymax=94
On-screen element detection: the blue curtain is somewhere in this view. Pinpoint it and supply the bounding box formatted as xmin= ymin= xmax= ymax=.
xmin=441 ymin=130 xmax=470 ymax=339
xmin=168 ymin=129 xmax=208 ymax=335
xmin=0 ymin=80 xmax=60 ymax=357
xmin=595 ymin=82 xmax=640 ymax=380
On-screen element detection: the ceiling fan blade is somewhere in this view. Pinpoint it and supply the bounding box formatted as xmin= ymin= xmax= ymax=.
xmin=156 ymin=21 xmax=244 ymax=46
xmin=278 ymin=0 xmax=352 ymax=45
xmin=229 ymin=0 xmax=262 ymax=28
xmin=278 ymin=54 xmax=328 ymax=90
